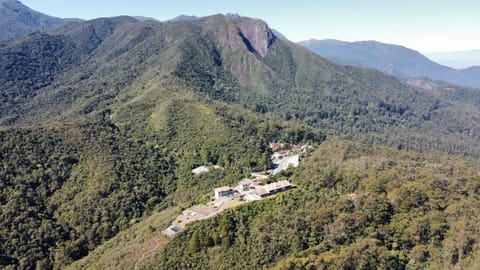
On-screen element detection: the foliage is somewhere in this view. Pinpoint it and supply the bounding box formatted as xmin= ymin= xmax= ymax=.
xmin=0 ymin=95 xmax=322 ymax=269
xmin=0 ymin=121 xmax=174 ymax=269
xmin=144 ymin=139 xmax=480 ymax=270
xmin=1 ymin=15 xmax=480 ymax=158
xmin=1 ymin=12 xmax=480 ymax=270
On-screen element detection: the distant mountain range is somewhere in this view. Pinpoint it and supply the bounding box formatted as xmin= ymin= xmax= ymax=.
xmin=166 ymin=15 xmax=199 ymax=22
xmin=0 ymin=0 xmax=80 ymax=40
xmin=425 ymin=50 xmax=480 ymax=69
xmin=132 ymin=16 xmax=159 ymax=22
xmin=299 ymin=39 xmax=480 ymax=89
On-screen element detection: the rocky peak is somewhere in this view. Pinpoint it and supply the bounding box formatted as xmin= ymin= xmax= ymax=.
xmin=234 ymin=17 xmax=277 ymax=58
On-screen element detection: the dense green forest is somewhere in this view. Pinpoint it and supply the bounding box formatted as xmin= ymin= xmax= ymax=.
xmin=171 ymin=25 xmax=480 ymax=158
xmin=2 ymin=9 xmax=480 ymax=270
xmin=143 ymin=139 xmax=480 ymax=270
xmin=0 ymin=121 xmax=176 ymax=269
xmin=0 ymin=97 xmax=322 ymax=269
xmin=1 ymin=15 xmax=480 ymax=158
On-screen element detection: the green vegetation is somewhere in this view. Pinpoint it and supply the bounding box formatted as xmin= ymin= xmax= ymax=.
xmin=2 ymin=15 xmax=480 ymax=158
xmin=143 ymin=139 xmax=480 ymax=270
xmin=0 ymin=121 xmax=175 ymax=269
xmin=168 ymin=16 xmax=480 ymax=159
xmin=67 ymin=207 xmax=178 ymax=270
xmin=2 ymin=11 xmax=480 ymax=270
xmin=0 ymin=94 xmax=322 ymax=269
xmin=0 ymin=0 xmax=67 ymax=41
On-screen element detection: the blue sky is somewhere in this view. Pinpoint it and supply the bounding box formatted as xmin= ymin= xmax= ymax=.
xmin=22 ymin=0 xmax=480 ymax=53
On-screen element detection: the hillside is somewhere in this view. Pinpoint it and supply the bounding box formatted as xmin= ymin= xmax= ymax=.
xmin=3 ymin=15 xmax=480 ymax=158
xmin=0 ymin=0 xmax=70 ymax=41
xmin=299 ymin=39 xmax=480 ymax=89
xmin=3 ymin=9 xmax=480 ymax=269
xmin=405 ymin=77 xmax=480 ymax=109
xmin=142 ymin=139 xmax=480 ymax=270
xmin=0 ymin=95 xmax=322 ymax=269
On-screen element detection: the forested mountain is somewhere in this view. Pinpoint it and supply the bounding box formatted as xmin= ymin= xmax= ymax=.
xmin=0 ymin=13 xmax=325 ymax=269
xmin=1 ymin=102 xmax=321 ymax=269
xmin=3 ymin=15 xmax=480 ymax=158
xmin=299 ymin=39 xmax=480 ymax=89
xmin=0 ymin=0 xmax=71 ymax=41
xmin=3 ymin=4 xmax=480 ymax=269
xmin=142 ymin=139 xmax=480 ymax=270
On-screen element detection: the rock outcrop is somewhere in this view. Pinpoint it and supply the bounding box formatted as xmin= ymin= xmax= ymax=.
xmin=235 ymin=17 xmax=277 ymax=58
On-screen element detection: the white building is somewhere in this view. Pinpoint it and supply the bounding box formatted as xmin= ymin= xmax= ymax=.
xmin=214 ymin=186 xmax=234 ymax=199
xmin=264 ymin=180 xmax=294 ymax=194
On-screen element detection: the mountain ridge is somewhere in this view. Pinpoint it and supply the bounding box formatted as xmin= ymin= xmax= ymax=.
xmin=0 ymin=0 xmax=79 ymax=40
xmin=3 ymin=15 xmax=480 ymax=158
xmin=4 ymin=6 xmax=480 ymax=269
xmin=299 ymin=39 xmax=480 ymax=89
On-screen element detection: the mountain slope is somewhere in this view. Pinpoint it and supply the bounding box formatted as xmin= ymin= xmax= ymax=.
xmin=0 ymin=87 xmax=321 ymax=269
xmin=182 ymin=19 xmax=480 ymax=158
xmin=0 ymin=0 xmax=71 ymax=40
xmin=406 ymin=77 xmax=480 ymax=110
xmin=299 ymin=39 xmax=480 ymax=89
xmin=0 ymin=14 xmax=326 ymax=269
xmin=143 ymin=139 xmax=480 ymax=270
xmin=3 ymin=15 xmax=480 ymax=159
xmin=3 ymin=12 xmax=480 ymax=269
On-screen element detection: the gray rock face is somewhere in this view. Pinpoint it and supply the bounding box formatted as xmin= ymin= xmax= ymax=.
xmin=236 ymin=17 xmax=276 ymax=58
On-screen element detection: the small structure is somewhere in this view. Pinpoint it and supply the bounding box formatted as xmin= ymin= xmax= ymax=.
xmin=170 ymin=225 xmax=181 ymax=232
xmin=192 ymin=166 xmax=210 ymax=175
xmin=192 ymin=165 xmax=223 ymax=175
xmin=269 ymin=142 xmax=284 ymax=151
xmin=291 ymin=144 xmax=301 ymax=151
xmin=238 ymin=179 xmax=253 ymax=191
xmin=214 ymin=186 xmax=234 ymax=199
xmin=163 ymin=225 xmax=182 ymax=237
xmin=237 ymin=178 xmax=260 ymax=191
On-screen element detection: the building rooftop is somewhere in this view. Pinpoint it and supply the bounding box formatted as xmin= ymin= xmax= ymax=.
xmin=252 ymin=188 xmax=270 ymax=197
xmin=192 ymin=166 xmax=210 ymax=175
xmin=264 ymin=180 xmax=293 ymax=193
xmin=239 ymin=178 xmax=254 ymax=185
xmin=192 ymin=165 xmax=223 ymax=175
